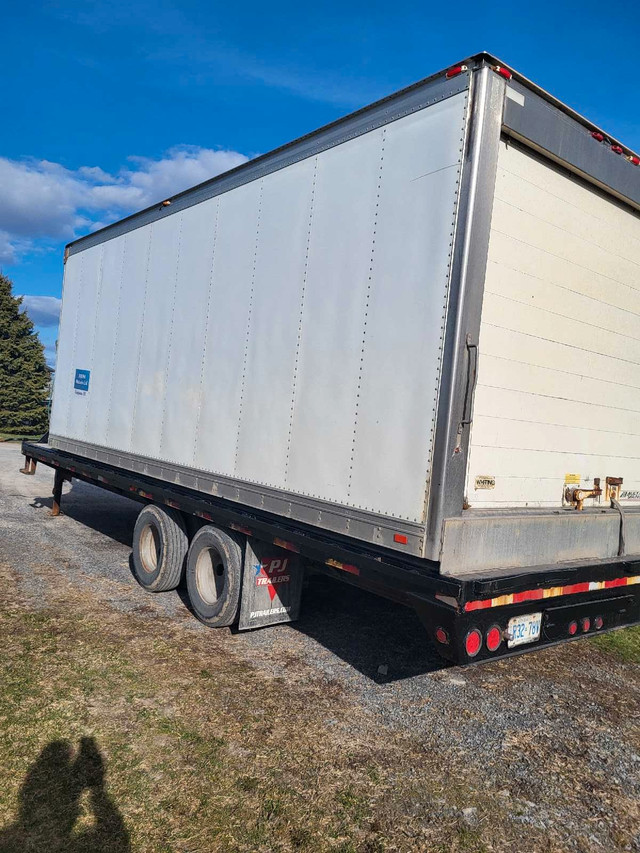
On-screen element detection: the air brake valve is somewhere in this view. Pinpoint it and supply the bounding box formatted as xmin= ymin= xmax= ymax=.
xmin=565 ymin=478 xmax=601 ymax=511
xmin=564 ymin=476 xmax=624 ymax=510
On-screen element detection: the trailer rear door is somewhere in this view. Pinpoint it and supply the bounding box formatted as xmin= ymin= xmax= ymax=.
xmin=465 ymin=138 xmax=640 ymax=509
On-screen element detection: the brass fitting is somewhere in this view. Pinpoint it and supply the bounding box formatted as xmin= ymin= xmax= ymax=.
xmin=565 ymin=478 xmax=601 ymax=511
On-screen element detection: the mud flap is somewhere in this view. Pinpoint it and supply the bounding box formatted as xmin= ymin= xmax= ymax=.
xmin=238 ymin=538 xmax=304 ymax=630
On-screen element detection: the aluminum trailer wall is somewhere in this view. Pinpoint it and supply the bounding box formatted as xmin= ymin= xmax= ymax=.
xmin=47 ymin=54 xmax=640 ymax=578
xmin=440 ymin=76 xmax=640 ymax=577
xmin=466 ymin=139 xmax=640 ymax=508
xmin=50 ymin=87 xmax=469 ymax=544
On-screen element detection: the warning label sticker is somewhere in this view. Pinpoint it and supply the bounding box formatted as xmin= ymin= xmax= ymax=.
xmin=475 ymin=475 xmax=495 ymax=490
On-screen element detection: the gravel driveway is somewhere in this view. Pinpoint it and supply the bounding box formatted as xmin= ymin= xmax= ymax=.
xmin=1 ymin=442 xmax=639 ymax=852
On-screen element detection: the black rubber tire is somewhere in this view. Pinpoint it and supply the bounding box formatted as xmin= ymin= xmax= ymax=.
xmin=185 ymin=525 xmax=243 ymax=628
xmin=131 ymin=504 xmax=188 ymax=592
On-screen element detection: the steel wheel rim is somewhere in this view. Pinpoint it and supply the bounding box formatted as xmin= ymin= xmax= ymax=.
xmin=195 ymin=546 xmax=225 ymax=605
xmin=139 ymin=523 xmax=161 ymax=574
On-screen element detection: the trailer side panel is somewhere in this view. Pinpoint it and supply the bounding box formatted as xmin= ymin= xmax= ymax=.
xmin=50 ymin=89 xmax=469 ymax=535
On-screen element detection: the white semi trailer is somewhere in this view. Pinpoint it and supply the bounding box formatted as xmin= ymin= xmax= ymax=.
xmin=23 ymin=53 xmax=640 ymax=663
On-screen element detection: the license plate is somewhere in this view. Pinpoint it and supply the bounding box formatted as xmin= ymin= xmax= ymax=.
xmin=507 ymin=612 xmax=542 ymax=648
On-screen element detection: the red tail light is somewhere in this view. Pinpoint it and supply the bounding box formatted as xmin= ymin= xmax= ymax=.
xmin=591 ymin=132 xmax=605 ymax=142
xmin=629 ymin=156 xmax=640 ymax=166
xmin=581 ymin=617 xmax=591 ymax=633
xmin=568 ymin=620 xmax=578 ymax=635
xmin=435 ymin=627 xmax=449 ymax=645
xmin=486 ymin=626 xmax=502 ymax=652
xmin=611 ymin=145 xmax=624 ymax=155
xmin=594 ymin=616 xmax=604 ymax=630
xmin=465 ymin=628 xmax=482 ymax=657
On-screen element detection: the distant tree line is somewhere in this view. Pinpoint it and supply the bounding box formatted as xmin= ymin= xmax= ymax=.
xmin=0 ymin=273 xmax=51 ymax=438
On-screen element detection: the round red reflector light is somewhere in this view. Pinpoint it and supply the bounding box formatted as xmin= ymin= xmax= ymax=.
xmin=611 ymin=145 xmax=624 ymax=155
xmin=435 ymin=627 xmax=449 ymax=645
xmin=581 ymin=617 xmax=591 ymax=633
xmin=568 ymin=620 xmax=578 ymax=636
xmin=591 ymin=132 xmax=605 ymax=142
xmin=594 ymin=616 xmax=603 ymax=630
xmin=465 ymin=628 xmax=482 ymax=657
xmin=486 ymin=626 xmax=502 ymax=652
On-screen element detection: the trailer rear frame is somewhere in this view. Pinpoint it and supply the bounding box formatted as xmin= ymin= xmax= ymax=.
xmin=22 ymin=441 xmax=640 ymax=664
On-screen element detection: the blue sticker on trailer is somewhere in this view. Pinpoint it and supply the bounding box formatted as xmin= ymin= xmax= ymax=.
xmin=74 ymin=369 xmax=90 ymax=392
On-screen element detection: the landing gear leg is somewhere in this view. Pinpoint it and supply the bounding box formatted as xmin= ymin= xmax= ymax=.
xmin=19 ymin=457 xmax=37 ymax=475
xmin=51 ymin=469 xmax=65 ymax=517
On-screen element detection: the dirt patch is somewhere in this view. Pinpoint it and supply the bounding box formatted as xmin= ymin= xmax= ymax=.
xmin=0 ymin=560 xmax=637 ymax=853
xmin=1 ymin=444 xmax=639 ymax=852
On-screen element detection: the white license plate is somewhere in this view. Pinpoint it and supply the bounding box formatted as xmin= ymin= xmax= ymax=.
xmin=507 ymin=612 xmax=542 ymax=648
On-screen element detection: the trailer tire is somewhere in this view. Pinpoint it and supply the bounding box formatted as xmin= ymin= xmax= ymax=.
xmin=132 ymin=504 xmax=188 ymax=592
xmin=185 ymin=525 xmax=243 ymax=628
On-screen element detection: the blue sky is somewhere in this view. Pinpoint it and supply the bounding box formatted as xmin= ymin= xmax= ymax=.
xmin=3 ymin=0 xmax=639 ymax=366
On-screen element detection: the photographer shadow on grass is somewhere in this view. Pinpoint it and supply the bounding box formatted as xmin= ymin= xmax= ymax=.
xmin=0 ymin=736 xmax=130 ymax=853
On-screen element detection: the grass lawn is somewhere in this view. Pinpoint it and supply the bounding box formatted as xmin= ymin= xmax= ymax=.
xmin=1 ymin=555 xmax=638 ymax=853
xmin=591 ymin=625 xmax=640 ymax=664
xmin=0 ymin=563 xmax=502 ymax=853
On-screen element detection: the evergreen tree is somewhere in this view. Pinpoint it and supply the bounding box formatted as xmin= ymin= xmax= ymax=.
xmin=0 ymin=273 xmax=51 ymax=437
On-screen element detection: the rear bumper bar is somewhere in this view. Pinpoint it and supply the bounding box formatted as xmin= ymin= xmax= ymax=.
xmin=413 ymin=585 xmax=639 ymax=665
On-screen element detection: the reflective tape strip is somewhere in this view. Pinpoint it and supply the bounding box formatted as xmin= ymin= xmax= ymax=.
xmin=273 ymin=538 xmax=300 ymax=553
xmin=464 ymin=575 xmax=640 ymax=612
xmin=325 ymin=558 xmax=360 ymax=576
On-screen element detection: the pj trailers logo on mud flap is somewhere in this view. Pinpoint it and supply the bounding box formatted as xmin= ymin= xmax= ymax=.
xmin=255 ymin=558 xmax=291 ymax=602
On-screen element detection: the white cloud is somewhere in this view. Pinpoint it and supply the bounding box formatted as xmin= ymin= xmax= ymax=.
xmin=89 ymin=146 xmax=248 ymax=212
xmin=0 ymin=158 xmax=82 ymax=245
xmin=19 ymin=295 xmax=62 ymax=328
xmin=77 ymin=165 xmax=118 ymax=183
xmin=0 ymin=145 xmax=248 ymax=265
xmin=0 ymin=231 xmax=16 ymax=265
